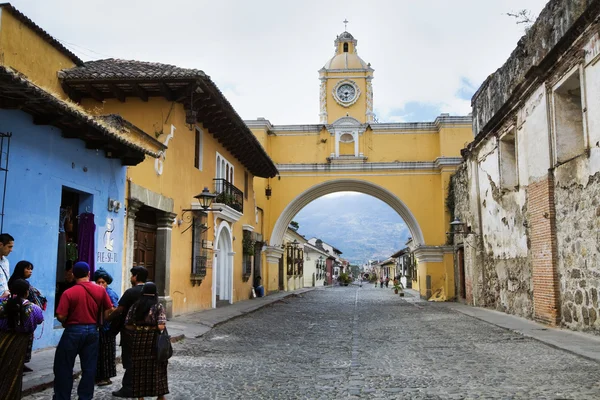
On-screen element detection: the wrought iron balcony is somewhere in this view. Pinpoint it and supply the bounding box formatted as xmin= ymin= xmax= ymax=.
xmin=213 ymin=178 xmax=243 ymax=213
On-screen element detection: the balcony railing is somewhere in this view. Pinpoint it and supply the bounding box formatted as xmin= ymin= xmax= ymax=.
xmin=213 ymin=178 xmax=243 ymax=213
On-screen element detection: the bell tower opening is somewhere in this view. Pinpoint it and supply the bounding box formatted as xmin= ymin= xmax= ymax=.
xmin=343 ymin=42 xmax=348 ymax=52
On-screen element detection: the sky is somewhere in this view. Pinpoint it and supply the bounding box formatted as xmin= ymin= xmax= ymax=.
xmin=10 ymin=0 xmax=549 ymax=125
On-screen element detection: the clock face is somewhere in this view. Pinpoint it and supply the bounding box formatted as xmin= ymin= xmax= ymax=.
xmin=336 ymin=84 xmax=356 ymax=102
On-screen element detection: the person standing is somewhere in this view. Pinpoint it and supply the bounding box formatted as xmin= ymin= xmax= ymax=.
xmin=8 ymin=260 xmax=47 ymax=372
xmin=0 ymin=233 xmax=14 ymax=298
xmin=0 ymin=279 xmax=44 ymax=399
xmin=93 ymin=267 xmax=119 ymax=386
xmin=125 ymin=282 xmax=169 ymax=399
xmin=53 ymin=261 xmax=114 ymax=400
xmin=110 ymin=266 xmax=148 ymax=398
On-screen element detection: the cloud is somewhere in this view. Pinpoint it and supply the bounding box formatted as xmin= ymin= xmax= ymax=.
xmin=8 ymin=0 xmax=549 ymax=125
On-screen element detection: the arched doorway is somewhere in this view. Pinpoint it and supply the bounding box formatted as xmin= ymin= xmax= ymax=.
xmin=213 ymin=221 xmax=233 ymax=308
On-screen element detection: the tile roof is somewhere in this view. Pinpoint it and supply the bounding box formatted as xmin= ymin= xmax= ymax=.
xmin=59 ymin=59 xmax=207 ymax=81
xmin=0 ymin=3 xmax=82 ymax=65
xmin=0 ymin=65 xmax=162 ymax=164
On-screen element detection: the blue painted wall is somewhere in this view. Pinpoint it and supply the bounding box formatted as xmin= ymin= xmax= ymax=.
xmin=0 ymin=109 xmax=128 ymax=350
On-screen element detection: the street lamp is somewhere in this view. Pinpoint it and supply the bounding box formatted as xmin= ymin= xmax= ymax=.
xmin=195 ymin=187 xmax=220 ymax=211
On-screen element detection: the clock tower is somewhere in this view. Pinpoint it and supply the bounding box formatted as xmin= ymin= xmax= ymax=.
xmin=319 ymin=30 xmax=374 ymax=125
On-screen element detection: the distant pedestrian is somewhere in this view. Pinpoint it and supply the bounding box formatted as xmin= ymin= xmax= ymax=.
xmin=53 ymin=261 xmax=114 ymax=400
xmin=125 ymin=282 xmax=169 ymax=399
xmin=110 ymin=266 xmax=147 ymax=398
xmin=0 ymin=233 xmax=15 ymax=298
xmin=93 ymin=267 xmax=119 ymax=386
xmin=254 ymin=275 xmax=265 ymax=298
xmin=0 ymin=279 xmax=44 ymax=399
xmin=385 ymin=277 xmax=390 ymax=288
xmin=379 ymin=277 xmax=384 ymax=288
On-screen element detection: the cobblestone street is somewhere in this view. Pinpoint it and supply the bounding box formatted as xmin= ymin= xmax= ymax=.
xmin=25 ymin=286 xmax=600 ymax=399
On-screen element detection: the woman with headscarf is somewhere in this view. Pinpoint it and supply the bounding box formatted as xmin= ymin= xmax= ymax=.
xmin=93 ymin=267 xmax=119 ymax=386
xmin=125 ymin=282 xmax=169 ymax=400
xmin=8 ymin=260 xmax=47 ymax=372
xmin=0 ymin=279 xmax=44 ymax=399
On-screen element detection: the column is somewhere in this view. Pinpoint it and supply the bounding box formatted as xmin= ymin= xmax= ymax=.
xmin=156 ymin=211 xmax=177 ymax=319
xmin=124 ymin=199 xmax=143 ymax=295
xmin=265 ymin=246 xmax=284 ymax=293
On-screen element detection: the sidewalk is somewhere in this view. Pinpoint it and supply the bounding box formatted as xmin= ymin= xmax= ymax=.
xmin=404 ymin=288 xmax=600 ymax=364
xmin=22 ymin=287 xmax=316 ymax=396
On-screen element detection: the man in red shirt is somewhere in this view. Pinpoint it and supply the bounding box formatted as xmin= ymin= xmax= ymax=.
xmin=53 ymin=261 xmax=114 ymax=400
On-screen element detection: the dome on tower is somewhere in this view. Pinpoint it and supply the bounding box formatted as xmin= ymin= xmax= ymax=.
xmin=322 ymin=31 xmax=371 ymax=71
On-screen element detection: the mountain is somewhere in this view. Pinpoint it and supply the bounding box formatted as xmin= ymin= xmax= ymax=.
xmin=292 ymin=193 xmax=411 ymax=265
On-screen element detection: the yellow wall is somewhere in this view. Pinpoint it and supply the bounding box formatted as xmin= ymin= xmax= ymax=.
xmin=0 ymin=8 xmax=76 ymax=96
xmin=81 ymin=97 xmax=259 ymax=314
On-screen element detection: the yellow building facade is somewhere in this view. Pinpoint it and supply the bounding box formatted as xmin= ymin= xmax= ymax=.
xmin=248 ymin=31 xmax=473 ymax=300
xmin=57 ymin=61 xmax=277 ymax=316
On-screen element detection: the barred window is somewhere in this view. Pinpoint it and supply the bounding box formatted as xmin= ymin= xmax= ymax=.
xmin=192 ymin=213 xmax=208 ymax=277
xmin=242 ymin=230 xmax=253 ymax=277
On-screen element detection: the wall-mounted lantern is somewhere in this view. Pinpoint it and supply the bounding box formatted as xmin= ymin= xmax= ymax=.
xmin=107 ymin=198 xmax=121 ymax=213
xmin=449 ymin=218 xmax=476 ymax=236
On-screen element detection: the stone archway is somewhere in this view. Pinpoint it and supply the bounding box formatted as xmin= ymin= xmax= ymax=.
xmin=269 ymin=179 xmax=425 ymax=247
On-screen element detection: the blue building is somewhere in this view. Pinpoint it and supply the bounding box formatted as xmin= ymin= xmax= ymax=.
xmin=0 ymin=66 xmax=162 ymax=349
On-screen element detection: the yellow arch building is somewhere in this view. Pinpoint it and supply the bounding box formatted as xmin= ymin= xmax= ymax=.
xmin=247 ymin=30 xmax=473 ymax=300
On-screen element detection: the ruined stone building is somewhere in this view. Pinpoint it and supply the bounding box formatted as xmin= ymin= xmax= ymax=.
xmin=453 ymin=0 xmax=600 ymax=331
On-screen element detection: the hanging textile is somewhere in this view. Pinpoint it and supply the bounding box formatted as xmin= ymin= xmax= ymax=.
xmin=77 ymin=212 xmax=96 ymax=277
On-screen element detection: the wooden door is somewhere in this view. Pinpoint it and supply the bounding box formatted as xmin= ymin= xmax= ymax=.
xmin=133 ymin=223 xmax=157 ymax=282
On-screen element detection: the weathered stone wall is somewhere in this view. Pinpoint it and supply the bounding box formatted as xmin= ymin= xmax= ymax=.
xmin=472 ymin=0 xmax=594 ymax=136
xmin=555 ymin=170 xmax=600 ymax=331
xmin=453 ymin=151 xmax=533 ymax=318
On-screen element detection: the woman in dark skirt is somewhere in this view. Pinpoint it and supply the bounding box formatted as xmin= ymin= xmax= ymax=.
xmin=125 ymin=282 xmax=168 ymax=400
xmin=8 ymin=260 xmax=47 ymax=372
xmin=93 ymin=267 xmax=119 ymax=386
xmin=0 ymin=279 xmax=44 ymax=399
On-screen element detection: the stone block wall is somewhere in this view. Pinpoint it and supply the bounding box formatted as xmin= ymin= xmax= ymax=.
xmin=555 ymin=171 xmax=600 ymax=331
xmin=453 ymin=159 xmax=534 ymax=319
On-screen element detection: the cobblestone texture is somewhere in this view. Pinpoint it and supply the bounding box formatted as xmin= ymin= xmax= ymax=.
xmin=24 ymin=286 xmax=600 ymax=399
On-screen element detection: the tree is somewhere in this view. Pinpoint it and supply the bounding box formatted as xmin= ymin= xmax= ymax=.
xmin=506 ymin=9 xmax=534 ymax=32
xmin=290 ymin=220 xmax=299 ymax=231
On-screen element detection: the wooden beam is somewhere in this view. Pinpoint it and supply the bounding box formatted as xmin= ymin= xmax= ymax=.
xmin=175 ymin=84 xmax=195 ymax=102
xmin=33 ymin=114 xmax=65 ymax=125
xmin=159 ymin=82 xmax=174 ymax=101
xmin=108 ymin=84 xmax=126 ymax=102
xmin=132 ymin=84 xmax=148 ymax=102
xmin=85 ymin=84 xmax=104 ymax=102
xmin=61 ymin=82 xmax=82 ymax=103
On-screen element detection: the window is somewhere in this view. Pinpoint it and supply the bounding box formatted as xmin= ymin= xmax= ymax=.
xmin=244 ymin=171 xmax=249 ymax=200
xmin=553 ymin=67 xmax=585 ymax=164
xmin=343 ymin=42 xmax=348 ymax=52
xmin=194 ymin=127 xmax=203 ymax=170
xmin=242 ymin=230 xmax=253 ymax=277
xmin=499 ymin=128 xmax=518 ymax=189
xmin=191 ymin=213 xmax=208 ymax=279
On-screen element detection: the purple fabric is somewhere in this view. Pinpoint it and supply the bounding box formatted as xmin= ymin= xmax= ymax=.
xmin=0 ymin=300 xmax=44 ymax=333
xmin=78 ymin=212 xmax=96 ymax=277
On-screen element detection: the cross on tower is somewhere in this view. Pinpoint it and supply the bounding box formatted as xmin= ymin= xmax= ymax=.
xmin=343 ymin=18 xmax=349 ymax=31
